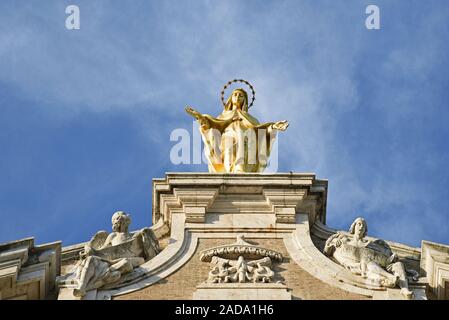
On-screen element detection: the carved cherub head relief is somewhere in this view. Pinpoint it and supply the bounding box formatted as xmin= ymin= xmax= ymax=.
xmin=349 ymin=217 xmax=368 ymax=239
xmin=111 ymin=211 xmax=131 ymax=233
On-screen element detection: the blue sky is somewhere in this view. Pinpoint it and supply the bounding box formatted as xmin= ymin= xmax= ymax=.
xmin=0 ymin=1 xmax=448 ymax=248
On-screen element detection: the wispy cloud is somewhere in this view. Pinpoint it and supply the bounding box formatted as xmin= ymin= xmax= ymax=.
xmin=0 ymin=1 xmax=448 ymax=247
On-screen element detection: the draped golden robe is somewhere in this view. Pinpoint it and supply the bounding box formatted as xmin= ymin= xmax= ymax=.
xmin=199 ymin=108 xmax=277 ymax=173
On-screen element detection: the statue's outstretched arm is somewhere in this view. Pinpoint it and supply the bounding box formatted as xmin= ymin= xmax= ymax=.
xmin=185 ymin=106 xmax=203 ymax=120
xmin=185 ymin=106 xmax=232 ymax=131
xmin=255 ymin=120 xmax=289 ymax=131
xmin=271 ymin=120 xmax=289 ymax=131
xmin=254 ymin=122 xmax=275 ymax=130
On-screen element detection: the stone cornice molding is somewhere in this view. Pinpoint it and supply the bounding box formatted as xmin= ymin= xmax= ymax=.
xmin=421 ymin=240 xmax=449 ymax=299
xmin=158 ymin=188 xmax=219 ymax=224
xmin=263 ymin=189 xmax=307 ymax=223
xmin=152 ymin=173 xmax=328 ymax=230
xmin=0 ymin=238 xmax=61 ymax=299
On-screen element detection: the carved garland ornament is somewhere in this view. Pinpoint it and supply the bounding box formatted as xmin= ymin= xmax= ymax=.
xmin=200 ymin=235 xmax=283 ymax=284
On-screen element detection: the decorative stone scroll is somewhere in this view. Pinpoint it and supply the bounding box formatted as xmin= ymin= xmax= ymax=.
xmin=199 ymin=235 xmax=283 ymax=284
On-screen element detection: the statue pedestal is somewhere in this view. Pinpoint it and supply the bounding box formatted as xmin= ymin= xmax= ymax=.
xmin=152 ymin=172 xmax=328 ymax=232
xmin=193 ymin=283 xmax=291 ymax=300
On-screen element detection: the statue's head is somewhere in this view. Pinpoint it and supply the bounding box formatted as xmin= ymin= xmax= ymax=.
xmin=111 ymin=211 xmax=131 ymax=233
xmin=349 ymin=217 xmax=367 ymax=239
xmin=225 ymin=89 xmax=248 ymax=111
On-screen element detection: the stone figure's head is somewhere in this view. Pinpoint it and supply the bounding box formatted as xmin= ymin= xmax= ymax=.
xmin=349 ymin=217 xmax=368 ymax=239
xmin=111 ymin=211 xmax=131 ymax=233
xmin=225 ymin=89 xmax=248 ymax=111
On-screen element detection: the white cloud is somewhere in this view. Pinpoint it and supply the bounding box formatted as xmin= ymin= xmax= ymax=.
xmin=0 ymin=1 xmax=448 ymax=246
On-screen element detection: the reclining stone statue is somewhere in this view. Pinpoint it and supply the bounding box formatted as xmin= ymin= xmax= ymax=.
xmin=57 ymin=211 xmax=160 ymax=297
xmin=323 ymin=217 xmax=416 ymax=299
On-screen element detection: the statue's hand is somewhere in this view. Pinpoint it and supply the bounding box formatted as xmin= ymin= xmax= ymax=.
xmin=272 ymin=120 xmax=289 ymax=131
xmin=185 ymin=106 xmax=202 ymax=120
xmin=186 ymin=106 xmax=211 ymax=130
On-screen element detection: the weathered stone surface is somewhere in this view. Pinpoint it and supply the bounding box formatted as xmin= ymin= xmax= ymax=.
xmin=6 ymin=172 xmax=446 ymax=300
xmin=0 ymin=238 xmax=61 ymax=300
xmin=323 ymin=217 xmax=416 ymax=299
xmin=56 ymin=211 xmax=160 ymax=298
xmin=114 ymin=238 xmax=368 ymax=300
xmin=421 ymin=240 xmax=449 ymax=300
xmin=193 ymin=283 xmax=291 ymax=300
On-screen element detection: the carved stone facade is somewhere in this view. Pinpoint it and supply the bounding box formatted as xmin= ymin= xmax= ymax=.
xmin=200 ymin=235 xmax=282 ymax=284
xmin=191 ymin=235 xmax=289 ymax=299
xmin=1 ymin=173 xmax=449 ymax=300
xmin=421 ymin=241 xmax=449 ymax=300
xmin=0 ymin=238 xmax=61 ymax=300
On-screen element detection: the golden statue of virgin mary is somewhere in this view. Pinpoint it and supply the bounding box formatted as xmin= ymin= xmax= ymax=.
xmin=186 ymin=80 xmax=288 ymax=173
